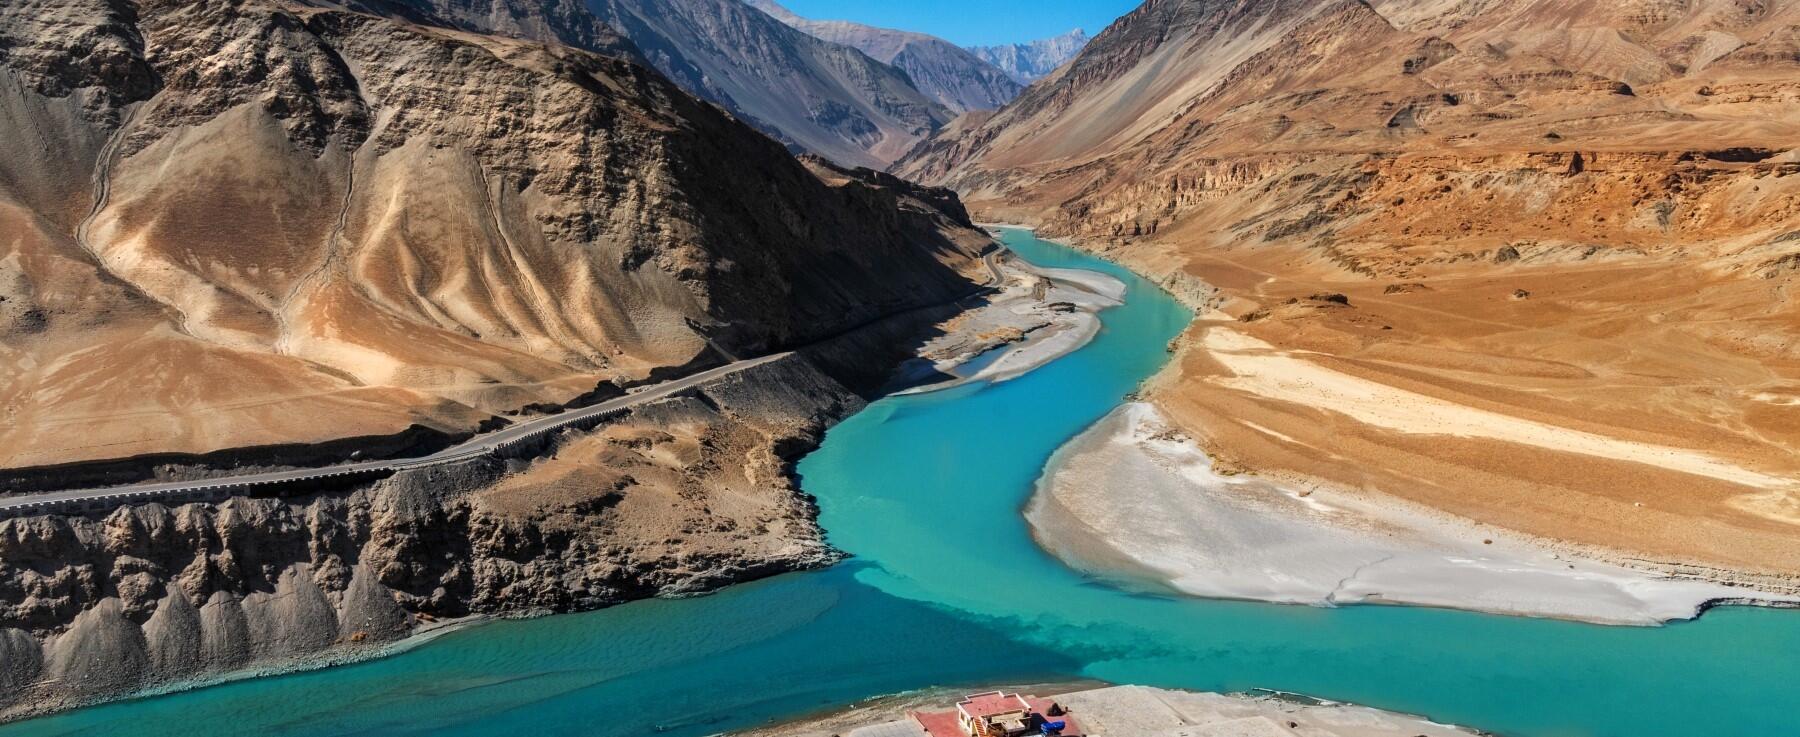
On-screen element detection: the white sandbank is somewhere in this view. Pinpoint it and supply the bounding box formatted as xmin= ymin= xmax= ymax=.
xmin=1027 ymin=402 xmax=1799 ymax=626
xmin=894 ymin=256 xmax=1124 ymax=395
xmin=1032 ymin=264 xmax=1129 ymax=303
xmin=970 ymin=312 xmax=1102 ymax=385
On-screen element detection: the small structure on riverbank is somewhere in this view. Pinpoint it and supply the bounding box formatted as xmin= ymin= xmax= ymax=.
xmin=910 ymin=691 xmax=1081 ymax=737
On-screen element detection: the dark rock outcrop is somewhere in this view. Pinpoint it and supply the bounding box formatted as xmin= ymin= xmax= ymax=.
xmin=0 ymin=354 xmax=875 ymax=720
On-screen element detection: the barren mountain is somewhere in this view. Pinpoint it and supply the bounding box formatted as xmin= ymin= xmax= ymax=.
xmin=349 ymin=0 xmax=642 ymax=58
xmin=346 ymin=0 xmax=952 ymax=167
xmin=901 ymin=0 xmax=1800 ymax=578
xmin=0 ymin=0 xmax=993 ymax=716
xmin=0 ymin=0 xmax=988 ymax=474
xmin=967 ymin=28 xmax=1089 ymax=85
xmin=586 ymin=0 xmax=953 ymax=168
xmin=746 ymin=0 xmax=1022 ymax=115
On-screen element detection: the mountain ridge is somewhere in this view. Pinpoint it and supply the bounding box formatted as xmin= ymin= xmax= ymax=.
xmin=587 ymin=0 xmax=953 ymax=168
xmin=967 ymin=27 xmax=1090 ymax=85
xmin=743 ymin=0 xmax=1023 ymax=115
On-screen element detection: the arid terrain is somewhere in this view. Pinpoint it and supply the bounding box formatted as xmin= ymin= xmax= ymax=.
xmin=0 ymin=0 xmax=987 ymax=473
xmin=0 ymin=352 xmax=862 ymax=718
xmin=0 ymin=0 xmax=994 ymax=717
xmin=5 ymin=0 xmax=1800 ymax=728
xmin=902 ymin=0 xmax=1800 ymax=581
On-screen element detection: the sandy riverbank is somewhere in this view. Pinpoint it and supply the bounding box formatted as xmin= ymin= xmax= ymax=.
xmin=890 ymin=250 xmax=1124 ymax=395
xmin=734 ymin=684 xmax=1477 ymax=737
xmin=1073 ymin=239 xmax=1800 ymax=580
xmin=1027 ymin=402 xmax=1800 ymax=626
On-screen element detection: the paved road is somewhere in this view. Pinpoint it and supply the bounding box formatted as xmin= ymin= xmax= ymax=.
xmin=982 ymin=249 xmax=1006 ymax=286
xmin=0 ymin=352 xmax=793 ymax=515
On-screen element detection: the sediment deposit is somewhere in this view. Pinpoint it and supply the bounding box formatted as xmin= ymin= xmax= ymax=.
xmin=893 ymin=246 xmax=1125 ymax=394
xmin=1029 ymin=402 xmax=1799 ymax=625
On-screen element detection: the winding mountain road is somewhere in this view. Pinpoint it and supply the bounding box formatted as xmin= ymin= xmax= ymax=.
xmin=0 ymin=244 xmax=1007 ymax=520
xmin=0 ymin=352 xmax=794 ymax=517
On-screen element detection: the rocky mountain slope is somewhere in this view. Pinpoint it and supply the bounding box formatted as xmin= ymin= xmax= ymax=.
xmin=0 ymin=0 xmax=986 ymax=473
xmin=0 ymin=0 xmax=992 ymax=718
xmin=586 ymin=0 xmax=953 ymax=168
xmin=352 ymin=0 xmax=642 ymax=59
xmin=746 ymin=0 xmax=1022 ymax=115
xmin=0 ymin=353 xmax=865 ymax=719
xmin=901 ymin=0 xmax=1800 ymax=578
xmin=967 ymin=28 xmax=1089 ymax=85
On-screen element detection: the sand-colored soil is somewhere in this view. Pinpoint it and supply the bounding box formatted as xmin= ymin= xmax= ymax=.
xmin=1030 ymin=403 xmax=1797 ymax=625
xmin=899 ymin=0 xmax=1800 ymax=580
xmin=1143 ymin=247 xmax=1800 ymax=581
xmin=1202 ymin=326 xmax=1794 ymax=491
xmin=473 ymin=391 xmax=833 ymax=581
xmin=739 ymin=684 xmax=1477 ymax=737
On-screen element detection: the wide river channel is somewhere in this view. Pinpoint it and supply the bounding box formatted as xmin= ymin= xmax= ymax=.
xmin=8 ymin=229 xmax=1800 ymax=737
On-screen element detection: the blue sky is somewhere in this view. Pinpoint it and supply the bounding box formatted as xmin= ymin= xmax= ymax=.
xmin=775 ymin=0 xmax=1139 ymax=47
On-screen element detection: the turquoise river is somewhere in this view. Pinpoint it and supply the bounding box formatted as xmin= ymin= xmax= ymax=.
xmin=9 ymin=229 xmax=1800 ymax=737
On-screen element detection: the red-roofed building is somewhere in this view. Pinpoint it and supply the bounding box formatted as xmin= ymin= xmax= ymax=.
xmin=908 ymin=691 xmax=1082 ymax=737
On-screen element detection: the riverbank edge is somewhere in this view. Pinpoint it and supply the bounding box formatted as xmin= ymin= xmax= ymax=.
xmin=893 ymin=253 xmax=1125 ymax=396
xmin=1028 ymin=402 xmax=1800 ymax=626
xmin=987 ymin=222 xmax=1800 ymax=619
xmin=0 ymin=254 xmax=1007 ymax=725
xmin=729 ymin=683 xmax=1485 ymax=737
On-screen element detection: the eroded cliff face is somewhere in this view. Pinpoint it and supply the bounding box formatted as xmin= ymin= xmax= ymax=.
xmin=0 ymin=0 xmax=988 ymax=470
xmin=899 ymin=0 xmax=1800 ymax=576
xmin=0 ymin=354 xmax=860 ymax=719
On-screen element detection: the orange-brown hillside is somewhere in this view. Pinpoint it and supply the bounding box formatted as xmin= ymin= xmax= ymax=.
xmin=901 ymin=0 xmax=1800 ymax=578
xmin=0 ymin=0 xmax=986 ymax=472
